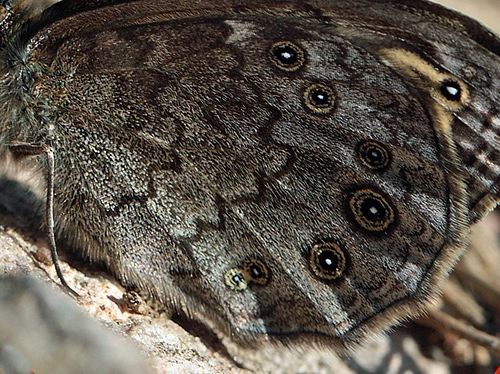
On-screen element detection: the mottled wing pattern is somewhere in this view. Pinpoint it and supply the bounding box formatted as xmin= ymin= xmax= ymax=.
xmin=1 ymin=0 xmax=499 ymax=349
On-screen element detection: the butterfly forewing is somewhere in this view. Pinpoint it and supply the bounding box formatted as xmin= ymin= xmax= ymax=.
xmin=1 ymin=0 xmax=499 ymax=349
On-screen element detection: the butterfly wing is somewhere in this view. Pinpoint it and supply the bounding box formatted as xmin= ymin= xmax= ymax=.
xmin=328 ymin=0 xmax=500 ymax=223
xmin=1 ymin=0 xmax=498 ymax=349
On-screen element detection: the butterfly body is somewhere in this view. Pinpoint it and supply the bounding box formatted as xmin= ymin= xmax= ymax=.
xmin=1 ymin=0 xmax=499 ymax=350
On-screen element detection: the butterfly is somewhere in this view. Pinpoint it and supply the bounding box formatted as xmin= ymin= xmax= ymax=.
xmin=1 ymin=0 xmax=500 ymax=352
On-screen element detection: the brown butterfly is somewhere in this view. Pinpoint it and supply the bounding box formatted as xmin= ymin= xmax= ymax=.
xmin=1 ymin=0 xmax=500 ymax=352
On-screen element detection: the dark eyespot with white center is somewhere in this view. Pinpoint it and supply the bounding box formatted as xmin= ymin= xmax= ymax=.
xmin=434 ymin=76 xmax=469 ymax=110
xmin=349 ymin=188 xmax=395 ymax=232
xmin=310 ymin=242 xmax=347 ymax=280
xmin=225 ymin=268 xmax=248 ymax=291
xmin=269 ymin=41 xmax=305 ymax=71
xmin=439 ymin=79 xmax=462 ymax=101
xmin=357 ymin=141 xmax=390 ymax=170
xmin=243 ymin=259 xmax=269 ymax=285
xmin=304 ymin=83 xmax=336 ymax=113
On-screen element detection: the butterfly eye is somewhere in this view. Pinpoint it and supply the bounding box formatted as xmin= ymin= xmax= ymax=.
xmin=304 ymin=83 xmax=336 ymax=113
xmin=357 ymin=141 xmax=390 ymax=170
xmin=349 ymin=188 xmax=395 ymax=232
xmin=225 ymin=268 xmax=248 ymax=291
xmin=243 ymin=259 xmax=269 ymax=285
xmin=439 ymin=79 xmax=462 ymax=101
xmin=309 ymin=242 xmax=346 ymax=280
xmin=269 ymin=41 xmax=305 ymax=71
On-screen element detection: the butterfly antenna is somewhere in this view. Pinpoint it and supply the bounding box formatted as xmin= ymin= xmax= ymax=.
xmin=8 ymin=143 xmax=79 ymax=297
xmin=44 ymin=146 xmax=79 ymax=297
